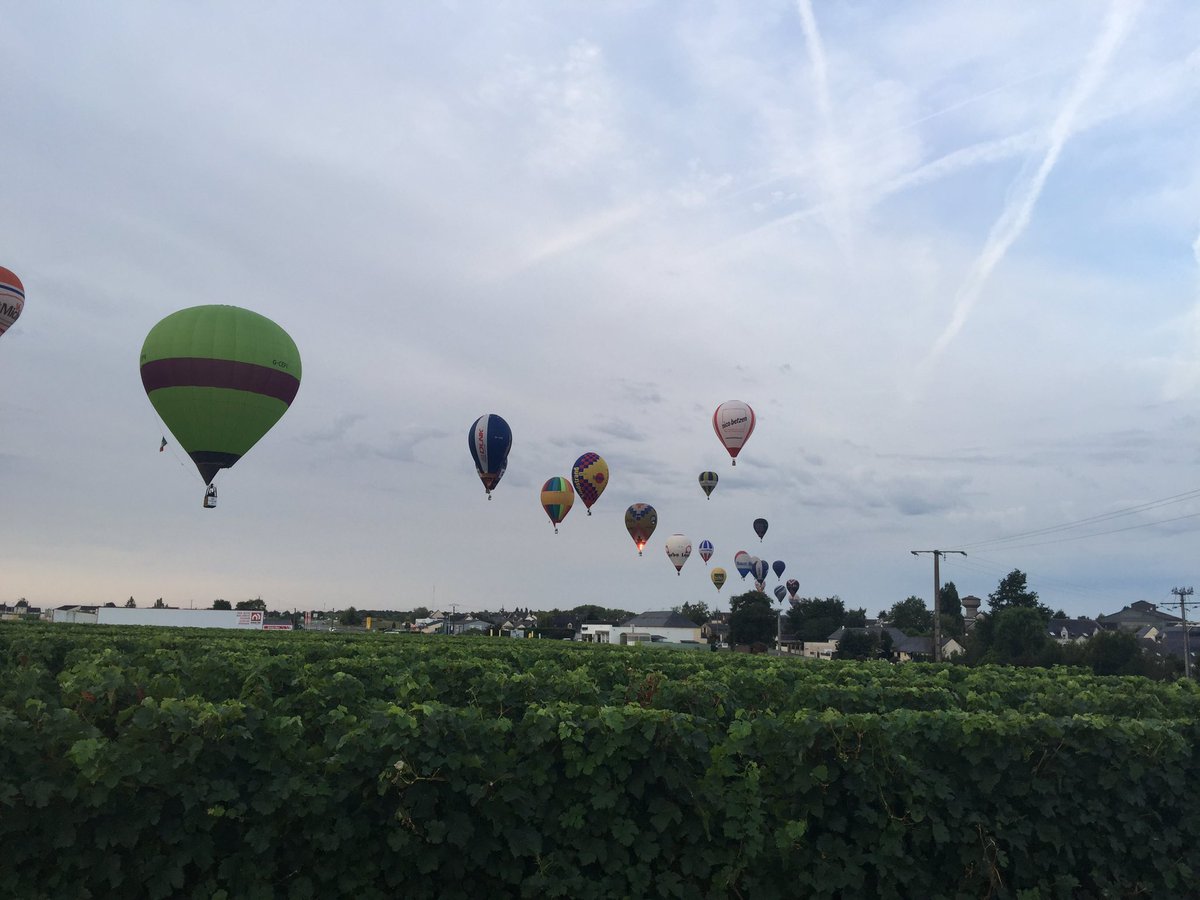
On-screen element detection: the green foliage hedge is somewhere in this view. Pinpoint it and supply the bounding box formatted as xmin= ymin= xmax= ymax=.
xmin=2 ymin=623 xmax=1199 ymax=898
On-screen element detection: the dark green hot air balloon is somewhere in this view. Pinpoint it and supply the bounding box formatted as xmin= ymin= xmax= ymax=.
xmin=140 ymin=305 xmax=301 ymax=505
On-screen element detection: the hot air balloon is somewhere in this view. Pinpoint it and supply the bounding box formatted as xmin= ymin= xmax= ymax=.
xmin=773 ymin=585 xmax=787 ymax=603
xmin=699 ymin=471 xmax=718 ymax=498
xmin=540 ymin=477 xmax=574 ymax=533
xmin=571 ymin=452 xmax=609 ymax=515
xmin=140 ymin=305 xmax=301 ymax=507
xmin=711 ymin=567 xmax=727 ymax=591
xmin=665 ymin=534 xmax=692 ymax=575
xmin=712 ymin=400 xmax=755 ymax=465
xmin=753 ymin=518 xmax=768 ymax=542
xmin=468 ymin=414 xmax=512 ymax=498
xmin=772 ymin=560 xmax=786 ymax=580
xmin=625 ymin=503 xmax=657 ymax=556
xmin=750 ymin=558 xmax=769 ymax=584
xmin=786 ymin=578 xmax=799 ymax=601
xmin=698 ymin=539 xmax=714 ymax=564
xmin=0 ymin=267 xmax=25 ymax=340
xmin=734 ymin=551 xmax=752 ymax=580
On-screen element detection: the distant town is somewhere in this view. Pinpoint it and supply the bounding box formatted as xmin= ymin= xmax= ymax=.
xmin=5 ymin=568 xmax=1197 ymax=680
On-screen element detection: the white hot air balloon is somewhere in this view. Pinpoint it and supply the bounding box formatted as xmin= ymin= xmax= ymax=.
xmin=665 ymin=534 xmax=692 ymax=576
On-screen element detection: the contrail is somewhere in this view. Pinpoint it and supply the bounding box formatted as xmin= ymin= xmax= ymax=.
xmin=921 ymin=0 xmax=1143 ymax=371
xmin=796 ymin=0 xmax=852 ymax=254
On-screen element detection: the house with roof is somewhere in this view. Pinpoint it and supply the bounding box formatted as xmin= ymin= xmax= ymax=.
xmin=1046 ymin=618 xmax=1101 ymax=643
xmin=827 ymin=625 xmax=964 ymax=662
xmin=1098 ymin=601 xmax=1181 ymax=632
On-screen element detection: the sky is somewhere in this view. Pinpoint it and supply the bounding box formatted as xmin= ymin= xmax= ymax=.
xmin=3 ymin=1 xmax=1200 ymax=619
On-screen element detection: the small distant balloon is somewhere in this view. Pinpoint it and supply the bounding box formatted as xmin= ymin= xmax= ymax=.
xmin=753 ymin=518 xmax=768 ymax=542
xmin=625 ymin=503 xmax=657 ymax=556
xmin=665 ymin=534 xmax=692 ymax=576
xmin=698 ymin=539 xmax=714 ymax=564
xmin=698 ymin=471 xmax=718 ymax=498
xmin=711 ymin=567 xmax=727 ymax=591
xmin=772 ymin=560 xmax=786 ymax=580
xmin=468 ymin=414 xmax=512 ymax=498
xmin=750 ymin=558 xmax=769 ymax=584
xmin=540 ymin=477 xmax=574 ymax=533
xmin=712 ymin=400 xmax=756 ymax=465
xmin=571 ymin=452 xmax=609 ymax=515
xmin=786 ymin=578 xmax=799 ymax=601
xmin=0 ymin=267 xmax=25 ymax=341
xmin=734 ymin=551 xmax=752 ymax=580
xmin=773 ymin=585 xmax=787 ymax=603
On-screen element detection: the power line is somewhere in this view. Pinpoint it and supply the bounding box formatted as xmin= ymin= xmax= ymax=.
xmin=953 ymin=487 xmax=1200 ymax=551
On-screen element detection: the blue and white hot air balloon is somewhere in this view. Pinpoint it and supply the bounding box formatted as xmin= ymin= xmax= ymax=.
xmin=468 ymin=414 xmax=512 ymax=499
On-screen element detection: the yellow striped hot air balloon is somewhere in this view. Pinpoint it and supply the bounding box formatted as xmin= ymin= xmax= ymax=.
xmin=540 ymin=477 xmax=574 ymax=533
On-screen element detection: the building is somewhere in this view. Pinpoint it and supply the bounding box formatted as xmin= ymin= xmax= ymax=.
xmin=1097 ymin=601 xmax=1181 ymax=633
xmin=1047 ymin=618 xmax=1101 ymax=643
xmin=827 ymin=625 xmax=964 ymax=662
xmin=580 ymin=611 xmax=702 ymax=645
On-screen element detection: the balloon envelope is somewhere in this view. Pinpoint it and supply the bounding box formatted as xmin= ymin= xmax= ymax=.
xmin=625 ymin=503 xmax=657 ymax=556
xmin=0 ymin=267 xmax=25 ymax=340
xmin=772 ymin=560 xmax=786 ymax=580
xmin=698 ymin=471 xmax=718 ymax=498
xmin=711 ymin=567 xmax=727 ymax=591
xmin=540 ymin=477 xmax=574 ymax=531
xmin=571 ymin=452 xmax=609 ymax=514
xmin=750 ymin=558 xmax=769 ymax=584
xmin=774 ymin=585 xmax=787 ymax=603
xmin=734 ymin=550 xmax=752 ymax=579
xmin=140 ymin=305 xmax=301 ymax=485
xmin=786 ymin=578 xmax=800 ymax=601
xmin=665 ymin=534 xmax=692 ymax=575
xmin=712 ymin=400 xmax=755 ymax=465
xmin=698 ymin=539 xmax=714 ymax=564
xmin=469 ymin=414 xmax=512 ymax=495
xmin=753 ymin=518 xmax=768 ymax=541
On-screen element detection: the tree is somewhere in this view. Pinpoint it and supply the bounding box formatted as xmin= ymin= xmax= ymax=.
xmin=834 ymin=628 xmax=892 ymax=660
xmin=1052 ymin=609 xmax=1068 ymax=619
xmin=153 ymin=597 xmax=166 ymax=609
xmin=674 ymin=600 xmax=710 ymax=626
xmin=988 ymin=569 xmax=1051 ymax=619
xmin=938 ymin=582 xmax=964 ymax=635
xmin=844 ymin=607 xmax=867 ymax=628
xmin=889 ymin=596 xmax=932 ymax=635
xmin=125 ymin=597 xmax=136 ymax=608
xmin=784 ymin=596 xmax=846 ymax=642
xmin=984 ymin=607 xmax=1057 ymax=666
xmin=1082 ymin=629 xmax=1149 ymax=677
xmin=236 ymin=597 xmax=267 ymax=612
xmin=212 ymin=599 xmax=232 ymax=610
xmin=339 ymin=607 xmax=363 ymax=626
xmin=728 ymin=591 xmax=776 ymax=646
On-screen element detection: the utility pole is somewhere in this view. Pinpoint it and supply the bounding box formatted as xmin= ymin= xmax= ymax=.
xmin=1171 ymin=586 xmax=1194 ymax=678
xmin=910 ymin=550 xmax=966 ymax=662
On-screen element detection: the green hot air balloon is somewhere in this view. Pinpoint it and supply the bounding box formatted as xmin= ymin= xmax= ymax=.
xmin=141 ymin=305 xmax=301 ymax=506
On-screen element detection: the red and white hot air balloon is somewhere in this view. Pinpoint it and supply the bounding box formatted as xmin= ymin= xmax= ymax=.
xmin=0 ymin=267 xmax=25 ymax=341
xmin=713 ymin=400 xmax=755 ymax=465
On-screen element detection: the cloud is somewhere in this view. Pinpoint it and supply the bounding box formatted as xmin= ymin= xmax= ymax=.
xmin=918 ymin=0 xmax=1143 ymax=374
xmin=299 ymin=413 xmax=365 ymax=445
